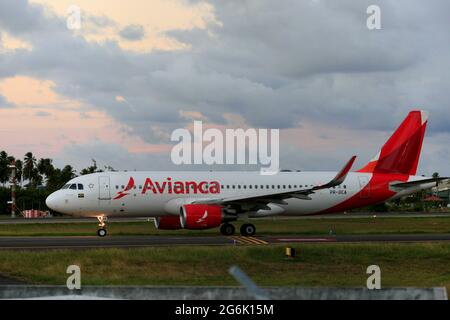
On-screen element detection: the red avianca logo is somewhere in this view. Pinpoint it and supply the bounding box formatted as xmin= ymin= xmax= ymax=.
xmin=113 ymin=177 xmax=221 ymax=200
xmin=113 ymin=177 xmax=135 ymax=200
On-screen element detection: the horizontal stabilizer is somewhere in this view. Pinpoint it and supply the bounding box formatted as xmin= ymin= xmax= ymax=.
xmin=390 ymin=177 xmax=449 ymax=189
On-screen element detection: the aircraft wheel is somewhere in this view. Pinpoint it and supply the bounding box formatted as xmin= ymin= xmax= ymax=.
xmin=240 ymin=223 xmax=256 ymax=236
xmin=97 ymin=228 xmax=107 ymax=237
xmin=220 ymin=223 xmax=235 ymax=236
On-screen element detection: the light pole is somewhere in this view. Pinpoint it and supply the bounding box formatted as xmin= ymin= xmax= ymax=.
xmin=8 ymin=160 xmax=16 ymax=218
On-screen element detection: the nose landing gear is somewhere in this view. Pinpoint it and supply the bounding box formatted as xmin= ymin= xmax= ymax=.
xmin=96 ymin=215 xmax=108 ymax=237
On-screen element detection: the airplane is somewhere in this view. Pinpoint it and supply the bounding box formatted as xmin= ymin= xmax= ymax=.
xmin=46 ymin=110 xmax=447 ymax=237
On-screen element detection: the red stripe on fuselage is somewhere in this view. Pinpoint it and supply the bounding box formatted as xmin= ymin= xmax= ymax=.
xmin=315 ymin=173 xmax=409 ymax=214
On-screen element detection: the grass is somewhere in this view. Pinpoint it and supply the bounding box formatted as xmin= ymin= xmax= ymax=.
xmin=0 ymin=216 xmax=450 ymax=236
xmin=0 ymin=243 xmax=449 ymax=291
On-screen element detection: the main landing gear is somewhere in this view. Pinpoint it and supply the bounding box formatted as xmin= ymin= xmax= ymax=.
xmin=220 ymin=223 xmax=256 ymax=236
xmin=96 ymin=215 xmax=108 ymax=237
xmin=240 ymin=223 xmax=256 ymax=236
xmin=220 ymin=223 xmax=235 ymax=236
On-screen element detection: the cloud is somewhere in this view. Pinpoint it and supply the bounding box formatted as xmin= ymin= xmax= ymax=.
xmin=86 ymin=14 xmax=117 ymax=29
xmin=119 ymin=24 xmax=145 ymax=41
xmin=53 ymin=140 xmax=176 ymax=172
xmin=35 ymin=110 xmax=50 ymax=117
xmin=0 ymin=94 xmax=14 ymax=108
xmin=0 ymin=0 xmax=61 ymax=35
xmin=1 ymin=0 xmax=450 ymax=174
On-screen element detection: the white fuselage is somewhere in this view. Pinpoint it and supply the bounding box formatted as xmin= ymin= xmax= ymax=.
xmin=45 ymin=171 xmax=432 ymax=218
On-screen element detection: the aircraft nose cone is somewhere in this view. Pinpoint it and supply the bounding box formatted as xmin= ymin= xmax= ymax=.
xmin=45 ymin=192 xmax=58 ymax=210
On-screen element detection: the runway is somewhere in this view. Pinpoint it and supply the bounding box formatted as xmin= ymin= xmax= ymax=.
xmin=0 ymin=212 xmax=449 ymax=225
xmin=0 ymin=233 xmax=450 ymax=250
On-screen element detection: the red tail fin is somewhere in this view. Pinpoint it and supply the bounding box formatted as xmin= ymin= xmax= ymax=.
xmin=358 ymin=110 xmax=428 ymax=175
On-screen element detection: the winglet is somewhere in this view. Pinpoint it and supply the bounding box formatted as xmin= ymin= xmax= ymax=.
xmin=334 ymin=155 xmax=357 ymax=184
xmin=313 ymin=155 xmax=356 ymax=190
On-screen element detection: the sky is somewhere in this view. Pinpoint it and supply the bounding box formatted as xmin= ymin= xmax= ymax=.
xmin=0 ymin=0 xmax=449 ymax=175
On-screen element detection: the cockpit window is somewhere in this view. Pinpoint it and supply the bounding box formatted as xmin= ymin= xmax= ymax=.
xmin=70 ymin=184 xmax=77 ymax=190
xmin=61 ymin=184 xmax=69 ymax=189
xmin=78 ymin=184 xmax=84 ymax=190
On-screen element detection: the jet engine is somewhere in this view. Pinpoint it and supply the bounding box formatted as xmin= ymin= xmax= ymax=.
xmin=154 ymin=215 xmax=182 ymax=230
xmin=180 ymin=204 xmax=225 ymax=230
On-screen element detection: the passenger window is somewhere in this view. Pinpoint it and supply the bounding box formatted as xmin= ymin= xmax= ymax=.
xmin=78 ymin=184 xmax=84 ymax=190
xmin=70 ymin=184 xmax=77 ymax=190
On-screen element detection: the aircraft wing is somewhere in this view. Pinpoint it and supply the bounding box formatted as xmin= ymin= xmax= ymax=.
xmin=193 ymin=156 xmax=356 ymax=208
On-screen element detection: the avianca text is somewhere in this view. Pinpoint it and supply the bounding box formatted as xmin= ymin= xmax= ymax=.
xmin=141 ymin=177 xmax=221 ymax=194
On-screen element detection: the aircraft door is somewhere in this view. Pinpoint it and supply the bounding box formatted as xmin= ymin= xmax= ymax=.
xmin=98 ymin=176 xmax=111 ymax=200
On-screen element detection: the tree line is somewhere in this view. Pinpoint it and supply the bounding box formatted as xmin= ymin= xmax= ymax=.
xmin=0 ymin=151 xmax=115 ymax=215
xmin=0 ymin=151 xmax=114 ymax=192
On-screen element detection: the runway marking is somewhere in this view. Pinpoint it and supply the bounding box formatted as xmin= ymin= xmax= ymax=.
xmin=229 ymin=236 xmax=268 ymax=245
xmin=275 ymin=238 xmax=336 ymax=243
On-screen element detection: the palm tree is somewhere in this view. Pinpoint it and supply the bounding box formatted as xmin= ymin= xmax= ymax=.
xmin=61 ymin=165 xmax=77 ymax=183
xmin=15 ymin=159 xmax=23 ymax=186
xmin=22 ymin=152 xmax=39 ymax=186
xmin=80 ymin=159 xmax=99 ymax=175
xmin=46 ymin=168 xmax=62 ymax=191
xmin=31 ymin=167 xmax=43 ymax=187
xmin=37 ymin=158 xmax=55 ymax=185
xmin=0 ymin=151 xmax=9 ymax=186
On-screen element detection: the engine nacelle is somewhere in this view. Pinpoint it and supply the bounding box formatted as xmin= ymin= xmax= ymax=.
xmin=154 ymin=215 xmax=182 ymax=230
xmin=180 ymin=204 xmax=224 ymax=230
